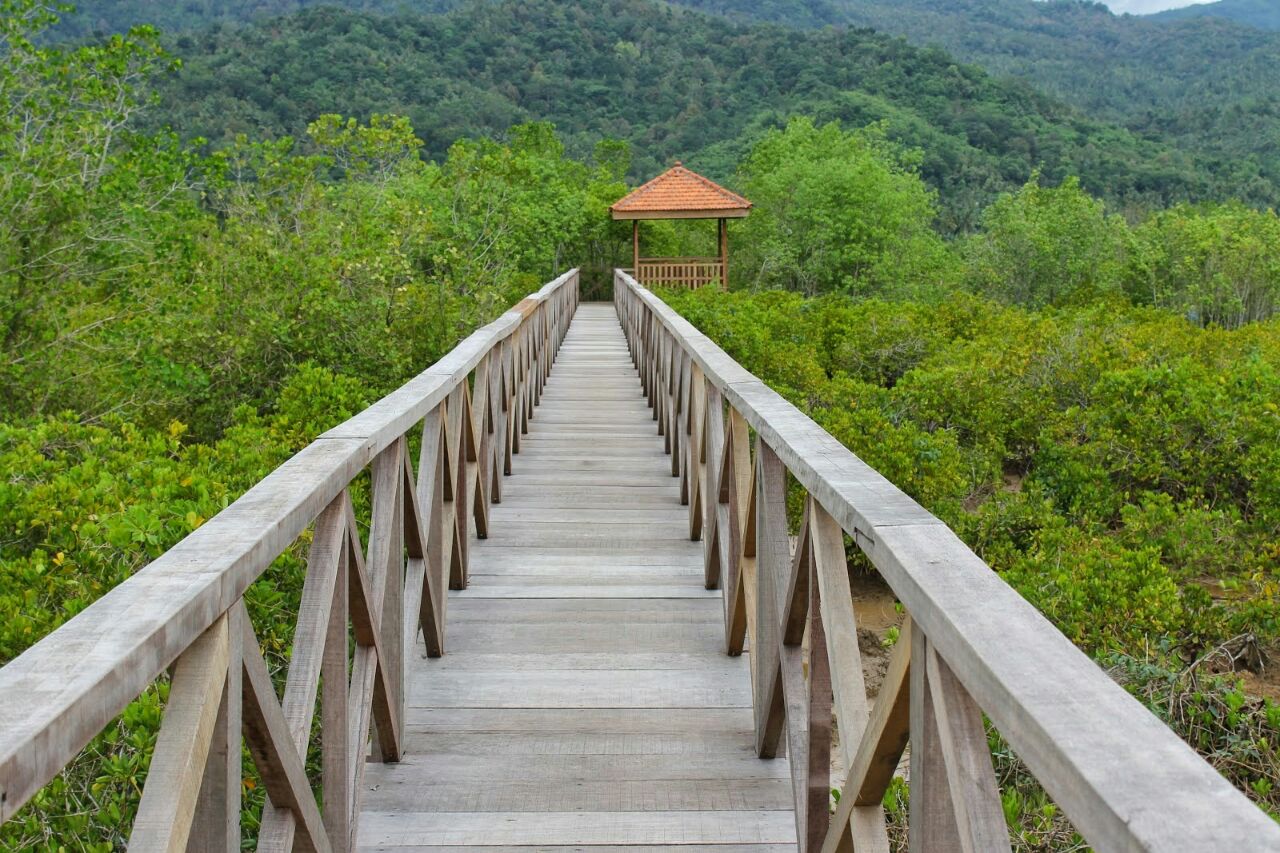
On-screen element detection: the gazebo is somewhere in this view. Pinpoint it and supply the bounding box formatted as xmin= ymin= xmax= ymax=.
xmin=611 ymin=162 xmax=752 ymax=290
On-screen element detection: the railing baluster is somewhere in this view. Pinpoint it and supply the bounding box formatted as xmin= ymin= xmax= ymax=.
xmin=911 ymin=628 xmax=1011 ymax=853
xmin=259 ymin=493 xmax=349 ymax=851
xmin=812 ymin=499 xmax=892 ymax=851
xmin=673 ymin=348 xmax=687 ymax=480
xmin=322 ymin=544 xmax=351 ymax=853
xmin=824 ymin=622 xmax=908 ymax=853
xmin=130 ymin=614 xmax=231 ymax=852
xmin=189 ymin=606 xmax=242 ymax=853
xmin=806 ymin=552 xmax=834 ymax=853
xmin=470 ymin=355 xmax=492 ymax=538
xmin=687 ymin=361 xmax=706 ymax=540
xmin=418 ymin=405 xmax=448 ymax=655
xmin=702 ymin=378 xmax=726 ymax=589
xmin=723 ymin=408 xmax=751 ymax=655
xmin=369 ymin=440 xmax=406 ymax=758
xmin=752 ymin=441 xmax=788 ymax=759
xmin=239 ymin=607 xmax=333 ymax=853
xmin=444 ymin=385 xmax=469 ymax=589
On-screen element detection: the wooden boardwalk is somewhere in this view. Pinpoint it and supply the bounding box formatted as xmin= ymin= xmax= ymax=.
xmin=356 ymin=304 xmax=798 ymax=850
xmin=6 ymin=273 xmax=1272 ymax=852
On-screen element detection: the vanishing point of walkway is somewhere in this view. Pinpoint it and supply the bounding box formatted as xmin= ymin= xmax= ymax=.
xmin=356 ymin=303 xmax=799 ymax=850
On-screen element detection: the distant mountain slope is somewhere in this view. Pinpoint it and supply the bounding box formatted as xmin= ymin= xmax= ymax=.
xmin=136 ymin=0 xmax=1259 ymax=228
xmin=1151 ymin=0 xmax=1280 ymax=30
xmin=52 ymin=1 xmax=451 ymax=38
xmin=668 ymin=0 xmax=1280 ymax=202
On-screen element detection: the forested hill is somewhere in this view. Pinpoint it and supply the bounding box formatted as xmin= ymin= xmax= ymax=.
xmin=670 ymin=0 xmax=1280 ymax=199
xmin=133 ymin=0 xmax=1264 ymax=229
xmin=1152 ymin=0 xmax=1280 ymax=30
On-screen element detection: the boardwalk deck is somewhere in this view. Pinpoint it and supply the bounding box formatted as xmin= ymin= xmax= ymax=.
xmin=356 ymin=303 xmax=799 ymax=850
xmin=7 ymin=273 xmax=1272 ymax=851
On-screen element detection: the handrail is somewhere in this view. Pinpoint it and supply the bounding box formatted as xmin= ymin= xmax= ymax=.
xmin=0 ymin=270 xmax=580 ymax=847
xmin=614 ymin=270 xmax=1280 ymax=852
xmin=634 ymin=258 xmax=725 ymax=291
xmin=637 ymin=256 xmax=721 ymax=262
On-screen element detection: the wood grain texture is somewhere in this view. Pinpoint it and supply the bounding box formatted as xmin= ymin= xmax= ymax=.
xmin=355 ymin=304 xmax=797 ymax=850
xmin=130 ymin=614 xmax=229 ymax=853
xmin=0 ymin=272 xmax=578 ymax=823
xmin=240 ymin=606 xmax=332 ymax=853
xmin=616 ymin=270 xmax=1280 ymax=853
xmin=188 ymin=606 xmax=242 ymax=853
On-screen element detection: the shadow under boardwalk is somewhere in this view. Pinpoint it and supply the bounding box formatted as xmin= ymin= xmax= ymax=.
xmin=357 ymin=303 xmax=798 ymax=850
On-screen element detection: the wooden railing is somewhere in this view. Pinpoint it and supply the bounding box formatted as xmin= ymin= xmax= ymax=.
xmin=636 ymin=257 xmax=724 ymax=289
xmin=0 ymin=271 xmax=579 ymax=850
xmin=614 ymin=270 xmax=1280 ymax=853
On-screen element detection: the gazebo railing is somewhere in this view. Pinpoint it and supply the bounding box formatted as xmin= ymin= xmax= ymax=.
xmin=636 ymin=257 xmax=724 ymax=290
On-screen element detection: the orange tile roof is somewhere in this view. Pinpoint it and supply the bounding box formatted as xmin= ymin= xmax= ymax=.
xmin=611 ymin=162 xmax=752 ymax=218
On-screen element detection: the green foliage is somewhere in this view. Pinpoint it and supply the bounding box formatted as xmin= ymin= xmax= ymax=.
xmin=1129 ymin=202 xmax=1280 ymax=328
xmin=0 ymin=4 xmax=632 ymax=843
xmin=664 ymin=286 xmax=1280 ymax=655
xmin=121 ymin=0 xmax=1241 ymax=226
xmin=672 ymin=0 xmax=1280 ymax=209
xmin=0 ymin=365 xmax=369 ymax=847
xmin=46 ymin=0 xmax=1280 ymax=216
xmin=964 ymin=175 xmax=1131 ymax=308
xmin=1152 ymin=0 xmax=1280 ymax=31
xmin=735 ymin=118 xmax=957 ymax=297
xmin=727 ymin=131 xmax=1280 ymax=332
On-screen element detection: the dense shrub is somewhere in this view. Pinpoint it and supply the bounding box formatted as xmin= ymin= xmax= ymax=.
xmin=663 ymin=286 xmax=1280 ymax=655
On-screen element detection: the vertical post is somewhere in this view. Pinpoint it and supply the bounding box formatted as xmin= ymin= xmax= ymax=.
xmin=719 ymin=218 xmax=728 ymax=291
xmin=910 ymin=620 xmax=957 ymax=850
xmin=187 ymin=607 xmax=241 ymax=853
xmin=703 ymin=379 xmax=725 ymax=590
xmin=322 ymin=548 xmax=350 ymax=852
xmin=632 ymin=219 xmax=640 ymax=281
xmin=807 ymin=554 xmax=834 ymax=852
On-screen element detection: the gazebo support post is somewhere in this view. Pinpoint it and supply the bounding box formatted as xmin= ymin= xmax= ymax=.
xmin=718 ymin=218 xmax=728 ymax=291
xmin=633 ymin=220 xmax=640 ymax=278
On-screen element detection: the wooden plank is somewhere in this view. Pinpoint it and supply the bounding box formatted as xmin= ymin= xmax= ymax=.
xmin=130 ymin=614 xmax=229 ymax=853
xmin=353 ymin=777 xmax=793 ymax=813
xmin=361 ymin=846 xmax=792 ymax=853
xmin=407 ymin=670 xmax=752 ymax=709
xmin=357 ymin=810 xmax=797 ymax=846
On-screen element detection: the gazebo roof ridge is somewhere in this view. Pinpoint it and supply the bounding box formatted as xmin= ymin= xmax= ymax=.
xmin=610 ymin=161 xmax=752 ymax=220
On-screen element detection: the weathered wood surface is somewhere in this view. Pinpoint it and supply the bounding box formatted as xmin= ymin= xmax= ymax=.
xmin=356 ymin=304 xmax=797 ymax=850
xmin=615 ymin=270 xmax=1280 ymax=853
xmin=0 ymin=271 xmax=578 ymax=824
